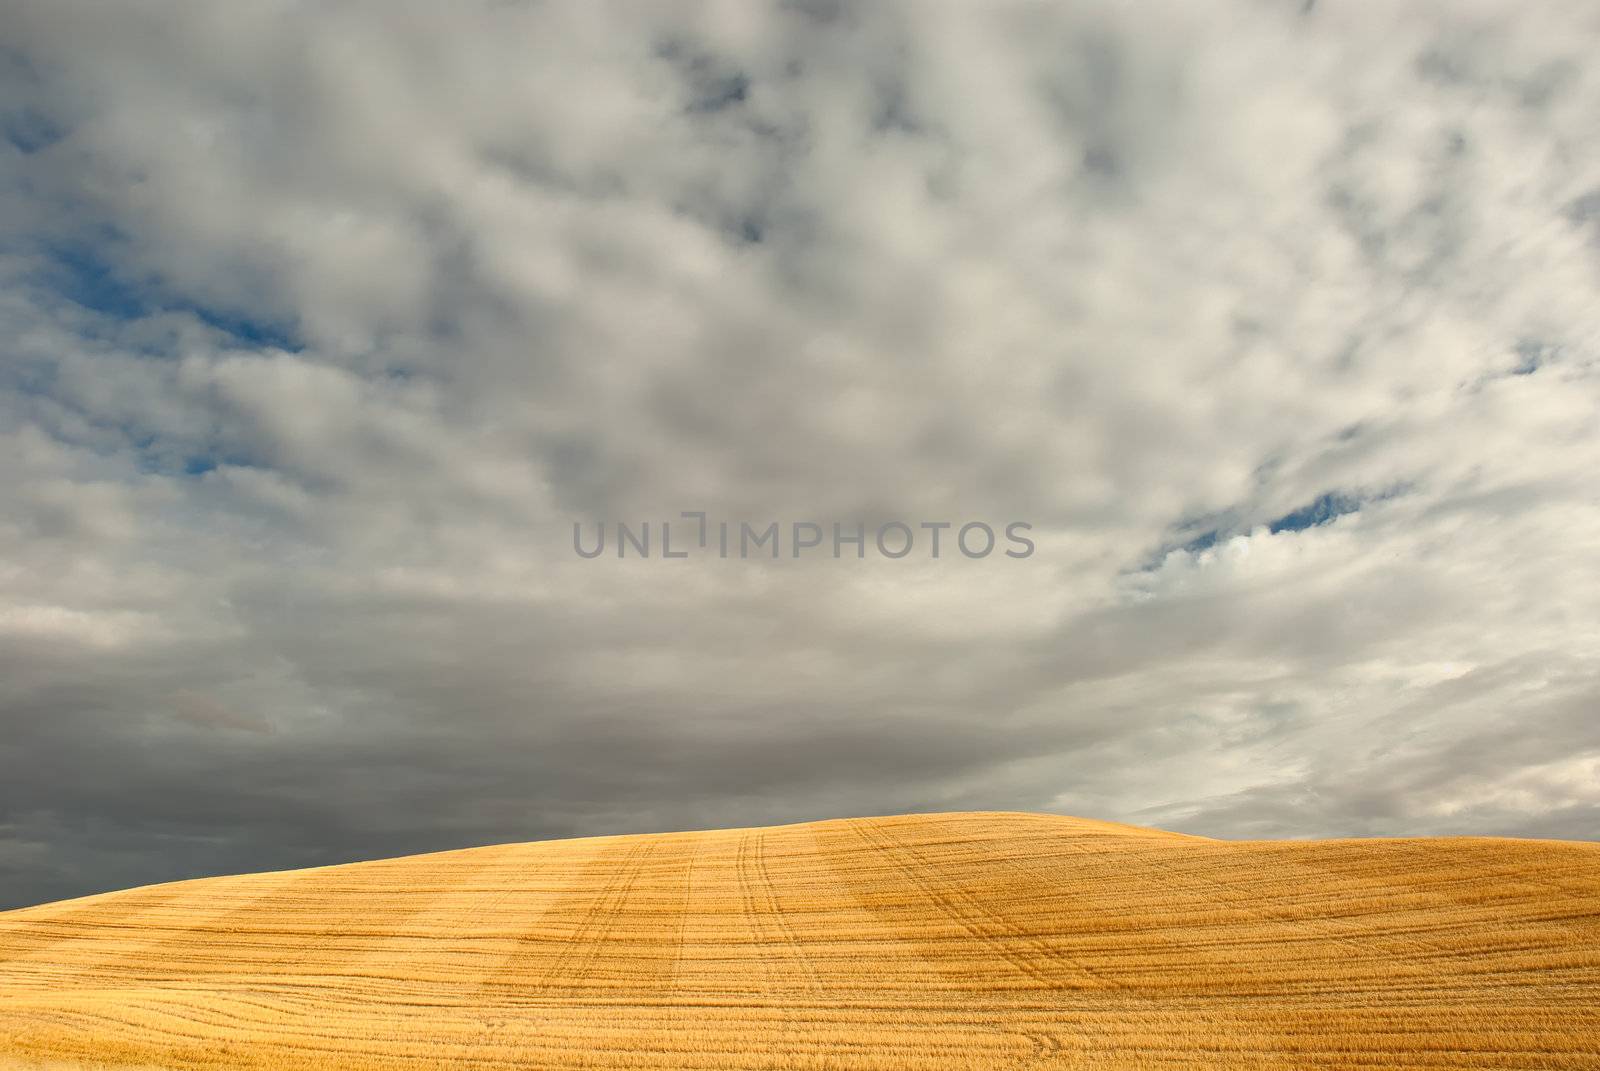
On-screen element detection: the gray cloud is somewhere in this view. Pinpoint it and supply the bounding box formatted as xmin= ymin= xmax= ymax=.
xmin=2 ymin=0 xmax=1599 ymax=909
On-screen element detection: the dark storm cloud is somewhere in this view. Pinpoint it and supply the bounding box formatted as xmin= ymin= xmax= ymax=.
xmin=2 ymin=0 xmax=1600 ymax=909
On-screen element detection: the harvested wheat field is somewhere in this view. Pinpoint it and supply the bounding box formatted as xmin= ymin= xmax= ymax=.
xmin=2 ymin=812 xmax=1599 ymax=1070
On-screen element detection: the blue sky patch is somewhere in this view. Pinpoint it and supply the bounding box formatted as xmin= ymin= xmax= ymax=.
xmin=1511 ymin=339 xmax=1550 ymax=376
xmin=3 ymin=107 xmax=65 ymax=155
xmin=1267 ymin=491 xmax=1363 ymax=534
xmin=1133 ymin=486 xmax=1403 ymax=573
xmin=38 ymin=242 xmax=302 ymax=352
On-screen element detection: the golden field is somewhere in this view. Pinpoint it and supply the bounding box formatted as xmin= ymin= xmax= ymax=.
xmin=1 ymin=811 xmax=1598 ymax=1070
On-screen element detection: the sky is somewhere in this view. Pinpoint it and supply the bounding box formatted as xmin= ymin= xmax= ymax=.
xmin=2 ymin=0 xmax=1599 ymax=910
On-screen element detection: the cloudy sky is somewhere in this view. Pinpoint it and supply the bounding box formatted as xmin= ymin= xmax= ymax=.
xmin=2 ymin=0 xmax=1598 ymax=909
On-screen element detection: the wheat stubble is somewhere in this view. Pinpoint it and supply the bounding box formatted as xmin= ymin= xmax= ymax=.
xmin=2 ymin=812 xmax=1598 ymax=1069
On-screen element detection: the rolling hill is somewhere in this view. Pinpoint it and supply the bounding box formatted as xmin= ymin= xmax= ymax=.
xmin=2 ymin=811 xmax=1598 ymax=1069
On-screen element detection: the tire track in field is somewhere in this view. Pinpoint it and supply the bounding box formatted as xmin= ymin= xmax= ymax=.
xmin=666 ymin=833 xmax=699 ymax=1005
xmin=849 ymin=818 xmax=1104 ymax=990
xmin=977 ymin=835 xmax=1321 ymax=993
xmin=480 ymin=832 xmax=643 ymax=992
xmin=844 ymin=817 xmax=1288 ymax=1066
xmin=731 ymin=831 xmax=784 ymax=1002
xmin=602 ymin=834 xmax=694 ymax=1004
xmin=482 ymin=838 xmax=656 ymax=995
xmin=848 ymin=818 xmax=1163 ymax=1067
xmin=809 ymin=820 xmax=1063 ymax=1069
xmin=717 ymin=830 xmax=861 ymax=1064
xmin=751 ymin=831 xmax=823 ymax=994
xmin=733 ymin=831 xmax=763 ymax=969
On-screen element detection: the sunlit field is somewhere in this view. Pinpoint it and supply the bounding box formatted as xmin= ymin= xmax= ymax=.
xmin=2 ymin=811 xmax=1597 ymax=1069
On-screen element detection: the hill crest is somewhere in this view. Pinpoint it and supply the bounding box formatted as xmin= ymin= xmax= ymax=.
xmin=3 ymin=810 xmax=1597 ymax=1069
